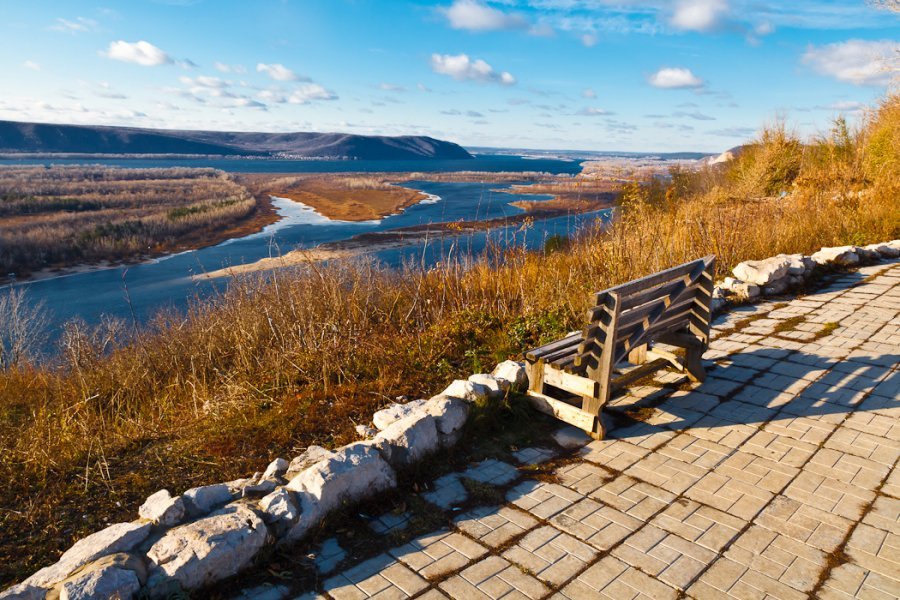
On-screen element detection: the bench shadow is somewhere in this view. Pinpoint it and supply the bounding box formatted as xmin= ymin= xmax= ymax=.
xmin=603 ymin=348 xmax=899 ymax=437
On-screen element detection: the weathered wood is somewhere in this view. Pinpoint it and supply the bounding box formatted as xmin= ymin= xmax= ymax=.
xmin=526 ymin=332 xmax=582 ymax=361
xmin=582 ymin=292 xmax=619 ymax=416
xmin=523 ymin=255 xmax=715 ymax=439
xmin=611 ymin=358 xmax=670 ymax=390
xmin=646 ymin=347 xmax=683 ymax=370
xmin=627 ymin=343 xmax=648 ymax=365
xmin=527 ymin=391 xmax=597 ymax=432
xmin=542 ymin=367 xmax=599 ymax=398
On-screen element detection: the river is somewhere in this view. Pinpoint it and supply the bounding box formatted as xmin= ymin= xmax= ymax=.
xmin=7 ymin=173 xmax=612 ymax=337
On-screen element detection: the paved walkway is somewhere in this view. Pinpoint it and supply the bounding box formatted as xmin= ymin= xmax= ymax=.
xmin=270 ymin=262 xmax=900 ymax=600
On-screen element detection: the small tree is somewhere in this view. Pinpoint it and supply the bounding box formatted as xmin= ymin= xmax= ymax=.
xmin=0 ymin=287 xmax=48 ymax=368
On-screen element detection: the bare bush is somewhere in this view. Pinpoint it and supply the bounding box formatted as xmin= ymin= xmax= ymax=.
xmin=0 ymin=287 xmax=47 ymax=368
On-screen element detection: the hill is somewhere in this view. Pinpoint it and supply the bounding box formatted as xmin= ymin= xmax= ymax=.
xmin=0 ymin=120 xmax=474 ymax=160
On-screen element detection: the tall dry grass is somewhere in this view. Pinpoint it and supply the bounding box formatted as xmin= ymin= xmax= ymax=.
xmin=0 ymin=166 xmax=256 ymax=276
xmin=0 ymin=96 xmax=899 ymax=585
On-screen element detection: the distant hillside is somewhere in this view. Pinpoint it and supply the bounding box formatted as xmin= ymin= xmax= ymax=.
xmin=0 ymin=120 xmax=474 ymax=160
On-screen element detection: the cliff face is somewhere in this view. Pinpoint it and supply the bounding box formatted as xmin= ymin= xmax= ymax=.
xmin=0 ymin=120 xmax=474 ymax=160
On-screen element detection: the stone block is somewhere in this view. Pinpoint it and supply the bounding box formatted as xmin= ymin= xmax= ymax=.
xmin=146 ymin=504 xmax=268 ymax=591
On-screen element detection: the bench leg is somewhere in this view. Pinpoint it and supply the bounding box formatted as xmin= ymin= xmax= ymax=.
xmin=685 ymin=344 xmax=706 ymax=383
xmin=628 ymin=343 xmax=648 ymax=365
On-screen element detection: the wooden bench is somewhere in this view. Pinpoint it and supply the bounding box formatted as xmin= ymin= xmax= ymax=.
xmin=524 ymin=255 xmax=716 ymax=439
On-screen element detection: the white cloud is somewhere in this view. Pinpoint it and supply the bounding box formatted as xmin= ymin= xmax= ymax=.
xmin=50 ymin=17 xmax=99 ymax=34
xmin=288 ymin=84 xmax=338 ymax=103
xmin=581 ymin=88 xmax=596 ymax=98
xmin=577 ymin=107 xmax=612 ymax=116
xmin=214 ymin=62 xmax=246 ymax=74
xmin=379 ymin=83 xmax=406 ymax=92
xmin=256 ymin=63 xmax=307 ymax=82
xmin=581 ymin=33 xmax=598 ymax=47
xmin=669 ymin=0 xmax=729 ymax=32
xmin=648 ymin=67 xmax=705 ymax=89
xmin=180 ymin=75 xmax=229 ymax=89
xmin=441 ymin=0 xmax=528 ymax=31
xmin=417 ymin=83 xmax=433 ymax=92
xmin=23 ymin=60 xmax=41 ymax=71
xmin=802 ymin=39 xmax=899 ymax=87
xmin=430 ymin=53 xmax=516 ymax=85
xmin=824 ymin=100 xmax=865 ymax=111
xmin=103 ymin=40 xmax=173 ymax=66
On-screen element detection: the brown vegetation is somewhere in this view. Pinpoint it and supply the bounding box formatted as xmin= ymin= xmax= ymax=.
xmin=241 ymin=173 xmax=426 ymax=221
xmin=0 ymin=95 xmax=899 ymax=586
xmin=0 ymin=166 xmax=270 ymax=280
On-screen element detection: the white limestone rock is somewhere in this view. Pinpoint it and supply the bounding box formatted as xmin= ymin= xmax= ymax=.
xmin=146 ymin=504 xmax=268 ymax=591
xmin=355 ymin=424 xmax=378 ymax=439
xmin=0 ymin=583 xmax=45 ymax=600
xmin=763 ymin=278 xmax=789 ymax=296
xmin=374 ymin=413 xmax=440 ymax=469
xmin=182 ymin=484 xmax=232 ymax=517
xmin=284 ymin=442 xmax=397 ymax=541
xmin=24 ymin=522 xmax=151 ymax=589
xmin=468 ymin=373 xmax=509 ymax=398
xmin=811 ymin=246 xmax=860 ymax=266
xmin=258 ymin=488 xmax=300 ymax=534
xmin=285 ymin=446 xmax=335 ymax=479
xmin=492 ymin=360 xmax=528 ymax=390
xmin=424 ymin=395 xmax=469 ymax=438
xmin=261 ymin=458 xmax=289 ymax=481
xmin=440 ymin=379 xmax=490 ymax=403
xmin=372 ymin=399 xmax=428 ymax=431
xmin=865 ymin=242 xmax=900 ymax=259
xmin=241 ymin=480 xmax=277 ymax=499
xmin=732 ymin=257 xmax=791 ymax=286
xmin=138 ymin=490 xmax=185 ymax=528
xmin=720 ymin=277 xmax=759 ymax=299
xmin=776 ymin=253 xmax=809 ymax=276
xmin=56 ymin=553 xmax=145 ymax=600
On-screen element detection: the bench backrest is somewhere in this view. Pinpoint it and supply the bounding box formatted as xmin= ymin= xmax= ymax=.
xmin=574 ymin=255 xmax=716 ymax=379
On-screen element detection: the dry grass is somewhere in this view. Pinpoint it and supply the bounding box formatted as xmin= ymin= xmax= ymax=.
xmin=0 ymin=95 xmax=899 ymax=586
xmin=240 ymin=173 xmax=425 ymax=221
xmin=0 ymin=166 xmax=264 ymax=278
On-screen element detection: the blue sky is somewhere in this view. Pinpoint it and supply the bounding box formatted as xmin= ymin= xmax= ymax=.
xmin=1 ymin=1 xmax=897 ymax=152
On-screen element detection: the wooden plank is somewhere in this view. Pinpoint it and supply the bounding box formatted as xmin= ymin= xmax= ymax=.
xmin=540 ymin=343 xmax=581 ymax=365
xmin=542 ymin=366 xmax=599 ymax=398
xmin=619 ymin=278 xmax=702 ymax=312
xmin=592 ymin=256 xmax=713 ymax=302
xmin=526 ymin=332 xmax=582 ymax=361
xmin=646 ymin=348 xmax=683 ymax=370
xmin=616 ymin=291 xmax=697 ymax=332
xmin=583 ymin=292 xmax=620 ymax=414
xmin=611 ymin=358 xmax=670 ymax=389
xmin=526 ymin=358 xmax=544 ymax=395
xmin=527 ymin=391 xmax=597 ymax=432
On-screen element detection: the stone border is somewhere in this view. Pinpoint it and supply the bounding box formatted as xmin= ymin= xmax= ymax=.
xmin=0 ymin=363 xmax=528 ymax=600
xmin=3 ymin=239 xmax=898 ymax=600
xmin=712 ymin=241 xmax=900 ymax=311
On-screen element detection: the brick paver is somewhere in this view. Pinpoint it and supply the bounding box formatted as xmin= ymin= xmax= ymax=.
xmin=296 ymin=262 xmax=900 ymax=599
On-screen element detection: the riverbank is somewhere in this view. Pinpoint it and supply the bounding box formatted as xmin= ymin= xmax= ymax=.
xmin=197 ymin=195 xmax=616 ymax=279
xmin=238 ymin=173 xmax=435 ymax=222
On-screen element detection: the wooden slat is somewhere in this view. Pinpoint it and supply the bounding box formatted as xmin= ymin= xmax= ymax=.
xmin=616 ymin=289 xmax=698 ymax=332
xmin=527 ymin=391 xmax=597 ymax=432
xmin=526 ymin=332 xmax=582 ymax=361
xmin=540 ymin=344 xmax=580 ymax=365
xmin=542 ymin=367 xmax=599 ymax=398
xmin=593 ymin=256 xmax=713 ymax=302
xmin=611 ymin=358 xmax=670 ymax=389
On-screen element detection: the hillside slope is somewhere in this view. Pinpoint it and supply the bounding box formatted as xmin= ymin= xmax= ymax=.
xmin=0 ymin=120 xmax=474 ymax=160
